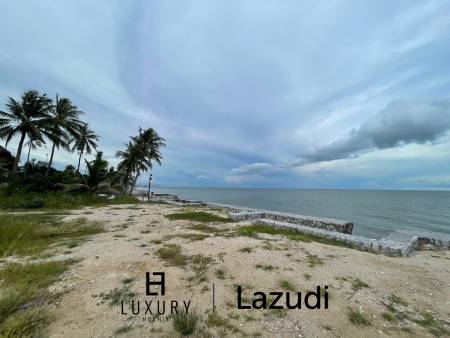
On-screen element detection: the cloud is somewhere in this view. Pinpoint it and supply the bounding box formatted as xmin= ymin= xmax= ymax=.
xmin=230 ymin=162 xmax=273 ymax=175
xmin=296 ymin=99 xmax=450 ymax=164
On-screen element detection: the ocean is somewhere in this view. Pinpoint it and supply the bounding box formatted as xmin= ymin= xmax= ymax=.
xmin=148 ymin=187 xmax=450 ymax=239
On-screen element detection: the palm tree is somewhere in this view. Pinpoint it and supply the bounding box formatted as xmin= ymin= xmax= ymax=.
xmin=116 ymin=140 xmax=142 ymax=193
xmin=42 ymin=95 xmax=83 ymax=174
xmin=25 ymin=136 xmax=44 ymax=166
xmin=71 ymin=123 xmax=98 ymax=173
xmin=116 ymin=127 xmax=165 ymax=195
xmin=0 ymin=90 xmax=52 ymax=174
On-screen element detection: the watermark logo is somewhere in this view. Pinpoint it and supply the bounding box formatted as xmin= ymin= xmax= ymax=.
xmin=120 ymin=272 xmax=192 ymax=323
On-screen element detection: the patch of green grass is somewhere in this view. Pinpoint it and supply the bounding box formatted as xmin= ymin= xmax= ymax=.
xmin=215 ymin=269 xmax=226 ymax=280
xmin=156 ymin=244 xmax=189 ymax=267
xmin=114 ymin=324 xmax=134 ymax=335
xmin=164 ymin=233 xmax=210 ymax=242
xmin=172 ymin=308 xmax=198 ymax=336
xmin=347 ymin=307 xmax=371 ymax=326
xmin=0 ymin=260 xmax=72 ymax=330
xmin=238 ymin=224 xmax=351 ymax=248
xmin=255 ymin=264 xmax=277 ymax=271
xmin=381 ymin=312 xmax=395 ymax=322
xmin=206 ymin=312 xmax=230 ymax=328
xmin=0 ymin=309 xmax=51 ymax=338
xmin=98 ymin=285 xmax=137 ymax=306
xmin=0 ymin=191 xmax=138 ymax=210
xmin=388 ymin=294 xmax=407 ymax=306
xmin=188 ymin=224 xmax=220 ymax=233
xmin=351 ymin=278 xmax=370 ymax=291
xmin=306 ymin=254 xmax=324 ymax=268
xmin=190 ymin=254 xmax=213 ymax=285
xmin=0 ymin=214 xmax=103 ymax=257
xmin=165 ymin=212 xmax=230 ymax=223
xmin=412 ymin=312 xmax=450 ymax=337
xmin=278 ymin=280 xmax=295 ymax=291
xmin=239 ymin=247 xmax=253 ymax=253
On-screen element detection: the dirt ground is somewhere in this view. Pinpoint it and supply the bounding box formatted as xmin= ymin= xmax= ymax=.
xmin=36 ymin=203 xmax=450 ymax=337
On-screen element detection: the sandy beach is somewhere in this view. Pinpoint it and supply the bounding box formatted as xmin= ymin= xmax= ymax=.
xmin=3 ymin=203 xmax=447 ymax=337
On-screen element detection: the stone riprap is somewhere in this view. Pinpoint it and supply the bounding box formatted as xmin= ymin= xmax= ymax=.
xmin=206 ymin=202 xmax=353 ymax=234
xmin=251 ymin=219 xmax=450 ymax=256
xmin=170 ymin=201 xmax=449 ymax=257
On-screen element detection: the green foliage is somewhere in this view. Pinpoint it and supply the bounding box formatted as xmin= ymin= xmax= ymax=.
xmin=238 ymin=223 xmax=351 ymax=248
xmin=172 ymin=308 xmax=198 ymax=336
xmin=347 ymin=307 xmax=371 ymax=325
xmin=351 ymin=278 xmax=370 ymax=291
xmin=0 ymin=309 xmax=51 ymax=338
xmin=0 ymin=260 xmax=72 ymax=326
xmin=0 ymin=213 xmax=103 ymax=257
xmin=84 ymin=151 xmax=108 ymax=189
xmin=279 ymin=280 xmax=295 ymax=291
xmin=0 ymin=189 xmax=138 ymax=210
xmin=166 ymin=211 xmax=230 ymax=223
xmin=156 ymin=244 xmax=188 ymax=266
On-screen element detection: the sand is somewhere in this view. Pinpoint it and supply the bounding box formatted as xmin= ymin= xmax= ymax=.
xmin=31 ymin=203 xmax=450 ymax=337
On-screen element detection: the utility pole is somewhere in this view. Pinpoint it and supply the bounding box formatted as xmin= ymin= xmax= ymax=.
xmin=147 ymin=173 xmax=152 ymax=202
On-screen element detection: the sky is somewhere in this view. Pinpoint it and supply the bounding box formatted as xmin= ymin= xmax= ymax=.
xmin=1 ymin=0 xmax=450 ymax=190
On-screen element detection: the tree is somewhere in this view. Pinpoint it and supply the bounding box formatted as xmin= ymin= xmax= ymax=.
xmin=42 ymin=95 xmax=83 ymax=174
xmin=71 ymin=123 xmax=98 ymax=173
xmin=25 ymin=137 xmax=44 ymax=165
xmin=85 ymin=151 xmax=108 ymax=190
xmin=116 ymin=127 xmax=165 ymax=195
xmin=0 ymin=90 xmax=52 ymax=175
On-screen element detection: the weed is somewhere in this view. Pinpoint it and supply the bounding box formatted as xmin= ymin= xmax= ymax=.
xmin=351 ymin=278 xmax=369 ymax=291
xmin=238 ymin=224 xmax=351 ymax=248
xmin=156 ymin=244 xmax=188 ymax=267
xmin=215 ymin=269 xmax=226 ymax=280
xmin=381 ymin=312 xmax=395 ymax=322
xmin=0 ymin=214 xmax=103 ymax=257
xmin=347 ymin=307 xmax=371 ymax=326
xmin=166 ymin=212 xmax=229 ymax=223
xmin=0 ymin=309 xmax=50 ymax=338
xmin=188 ymin=224 xmax=220 ymax=233
xmin=278 ymin=280 xmax=295 ymax=291
xmin=173 ymin=308 xmax=198 ymax=336
xmin=164 ymin=233 xmax=210 ymax=242
xmin=114 ymin=324 xmax=133 ymax=335
xmin=412 ymin=312 xmax=450 ymax=337
xmin=98 ymin=282 xmax=137 ymax=306
xmin=206 ymin=312 xmax=230 ymax=328
xmin=304 ymin=273 xmax=312 ymax=281
xmin=255 ymin=264 xmax=276 ymax=271
xmin=306 ymin=254 xmax=324 ymax=268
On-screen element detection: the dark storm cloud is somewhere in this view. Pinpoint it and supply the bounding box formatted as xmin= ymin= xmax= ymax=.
xmin=297 ymin=100 xmax=450 ymax=163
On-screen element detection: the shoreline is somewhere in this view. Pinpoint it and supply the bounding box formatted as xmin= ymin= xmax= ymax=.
xmin=142 ymin=194 xmax=450 ymax=257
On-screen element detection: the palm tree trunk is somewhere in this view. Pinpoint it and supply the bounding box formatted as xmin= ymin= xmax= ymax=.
xmin=130 ymin=171 xmax=140 ymax=196
xmin=47 ymin=142 xmax=56 ymax=175
xmin=76 ymin=150 xmax=83 ymax=173
xmin=11 ymin=133 xmax=26 ymax=175
xmin=24 ymin=143 xmax=32 ymax=176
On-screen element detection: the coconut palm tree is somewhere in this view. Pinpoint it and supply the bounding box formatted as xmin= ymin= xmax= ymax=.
xmin=116 ymin=140 xmax=142 ymax=194
xmin=25 ymin=136 xmax=44 ymax=165
xmin=71 ymin=123 xmax=98 ymax=173
xmin=116 ymin=127 xmax=165 ymax=195
xmin=0 ymin=90 xmax=52 ymax=174
xmin=42 ymin=95 xmax=83 ymax=174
